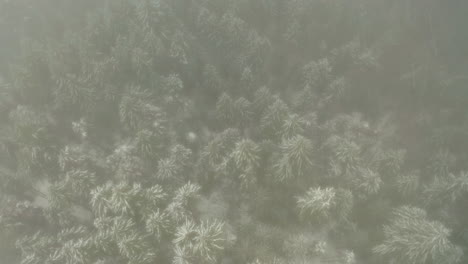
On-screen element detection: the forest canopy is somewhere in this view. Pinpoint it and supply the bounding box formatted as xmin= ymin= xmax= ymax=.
xmin=1 ymin=0 xmax=468 ymax=264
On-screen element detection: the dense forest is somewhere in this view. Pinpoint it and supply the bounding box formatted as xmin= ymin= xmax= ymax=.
xmin=1 ymin=0 xmax=468 ymax=263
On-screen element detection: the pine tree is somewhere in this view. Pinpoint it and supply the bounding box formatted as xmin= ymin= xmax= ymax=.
xmin=1 ymin=0 xmax=468 ymax=263
xmin=273 ymin=135 xmax=314 ymax=182
xmin=297 ymin=187 xmax=353 ymax=224
xmin=374 ymin=206 xmax=463 ymax=264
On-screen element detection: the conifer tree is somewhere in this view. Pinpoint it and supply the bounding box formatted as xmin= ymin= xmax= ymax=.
xmin=1 ymin=0 xmax=467 ymax=263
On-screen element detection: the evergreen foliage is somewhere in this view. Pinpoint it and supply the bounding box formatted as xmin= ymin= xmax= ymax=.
xmin=1 ymin=0 xmax=468 ymax=263
xmin=374 ymin=206 xmax=463 ymax=264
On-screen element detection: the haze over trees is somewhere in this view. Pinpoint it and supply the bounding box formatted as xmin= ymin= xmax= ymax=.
xmin=1 ymin=0 xmax=468 ymax=263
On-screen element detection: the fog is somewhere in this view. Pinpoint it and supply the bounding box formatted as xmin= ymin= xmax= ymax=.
xmin=1 ymin=1 xmax=468 ymax=263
